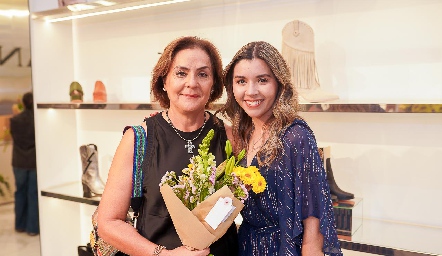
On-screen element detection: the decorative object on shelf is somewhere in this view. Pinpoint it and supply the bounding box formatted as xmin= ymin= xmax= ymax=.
xmin=90 ymin=125 xmax=146 ymax=256
xmin=320 ymin=147 xmax=354 ymax=200
xmin=333 ymin=198 xmax=363 ymax=239
xmin=93 ymin=80 xmax=107 ymax=103
xmin=282 ymin=20 xmax=339 ymax=103
xmin=70 ymin=81 xmax=84 ymax=103
xmin=80 ymin=144 xmax=105 ymax=198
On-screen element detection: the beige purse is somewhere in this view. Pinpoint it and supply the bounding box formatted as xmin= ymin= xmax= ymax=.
xmin=282 ymin=20 xmax=339 ymax=103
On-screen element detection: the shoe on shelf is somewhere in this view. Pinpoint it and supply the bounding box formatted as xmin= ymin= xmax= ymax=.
xmin=325 ymin=158 xmax=354 ymax=200
xmin=70 ymin=81 xmax=84 ymax=103
xmin=93 ymin=80 xmax=107 ymax=103
xmin=15 ymin=229 xmax=25 ymax=233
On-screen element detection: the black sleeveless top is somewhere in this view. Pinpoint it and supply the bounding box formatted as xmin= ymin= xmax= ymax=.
xmin=136 ymin=112 xmax=238 ymax=255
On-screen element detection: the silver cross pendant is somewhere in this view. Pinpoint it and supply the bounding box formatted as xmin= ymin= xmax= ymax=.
xmin=185 ymin=140 xmax=195 ymax=154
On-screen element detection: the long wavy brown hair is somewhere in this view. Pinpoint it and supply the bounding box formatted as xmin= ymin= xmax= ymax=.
xmin=218 ymin=41 xmax=302 ymax=166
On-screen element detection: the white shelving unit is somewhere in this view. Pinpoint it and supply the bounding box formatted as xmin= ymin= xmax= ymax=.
xmin=28 ymin=0 xmax=442 ymax=255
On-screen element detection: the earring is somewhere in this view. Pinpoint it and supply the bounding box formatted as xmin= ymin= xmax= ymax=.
xmin=162 ymin=87 xmax=166 ymax=91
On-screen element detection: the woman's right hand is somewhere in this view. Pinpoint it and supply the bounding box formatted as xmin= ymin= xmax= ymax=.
xmin=163 ymin=246 xmax=210 ymax=256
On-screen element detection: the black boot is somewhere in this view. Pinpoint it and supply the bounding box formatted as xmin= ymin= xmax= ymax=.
xmin=325 ymin=158 xmax=354 ymax=200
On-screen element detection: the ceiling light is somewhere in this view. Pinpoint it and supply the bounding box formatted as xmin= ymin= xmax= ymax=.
xmin=95 ymin=1 xmax=117 ymax=6
xmin=0 ymin=9 xmax=29 ymax=17
xmin=67 ymin=4 xmax=97 ymax=12
xmin=46 ymin=0 xmax=190 ymax=23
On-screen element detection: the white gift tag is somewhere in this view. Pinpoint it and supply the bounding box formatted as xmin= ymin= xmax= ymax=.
xmin=204 ymin=197 xmax=236 ymax=230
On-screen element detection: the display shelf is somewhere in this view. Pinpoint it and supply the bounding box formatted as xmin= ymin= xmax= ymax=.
xmin=39 ymin=185 xmax=441 ymax=256
xmin=333 ymin=198 xmax=363 ymax=237
xmin=36 ymin=102 xmax=162 ymax=110
xmin=340 ymin=218 xmax=442 ymax=256
xmin=36 ymin=103 xmax=442 ymax=113
xmin=40 ymin=181 xmax=100 ymax=206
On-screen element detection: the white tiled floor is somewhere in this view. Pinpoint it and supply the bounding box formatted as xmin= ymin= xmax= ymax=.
xmin=0 ymin=203 xmax=41 ymax=256
xmin=0 ymin=202 xmax=370 ymax=256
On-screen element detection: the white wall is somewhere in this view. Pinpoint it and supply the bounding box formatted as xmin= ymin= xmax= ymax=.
xmin=31 ymin=0 xmax=442 ymax=104
xmin=66 ymin=0 xmax=442 ymax=103
xmin=304 ymin=112 xmax=442 ymax=227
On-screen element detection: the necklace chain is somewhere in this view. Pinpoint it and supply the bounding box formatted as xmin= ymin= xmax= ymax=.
xmin=250 ymin=126 xmax=267 ymax=152
xmin=251 ymin=134 xmax=264 ymax=151
xmin=165 ymin=110 xmax=208 ymax=154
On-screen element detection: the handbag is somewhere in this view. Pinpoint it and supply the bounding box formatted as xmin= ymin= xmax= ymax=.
xmin=281 ymin=20 xmax=339 ymax=102
xmin=90 ymin=125 xmax=147 ymax=256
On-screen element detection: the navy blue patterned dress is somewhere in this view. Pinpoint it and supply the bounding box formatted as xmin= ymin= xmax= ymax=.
xmin=238 ymin=119 xmax=342 ymax=255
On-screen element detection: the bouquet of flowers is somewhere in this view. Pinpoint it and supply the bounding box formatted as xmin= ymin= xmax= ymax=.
xmin=159 ymin=129 xmax=266 ymax=249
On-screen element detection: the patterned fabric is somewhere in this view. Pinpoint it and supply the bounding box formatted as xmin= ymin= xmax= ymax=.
xmin=131 ymin=125 xmax=147 ymax=198
xmin=238 ymin=119 xmax=342 ymax=255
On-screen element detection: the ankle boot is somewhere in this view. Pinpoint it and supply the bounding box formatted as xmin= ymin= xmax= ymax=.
xmin=80 ymin=144 xmax=105 ymax=198
xmin=93 ymin=80 xmax=107 ymax=103
xmin=70 ymin=81 xmax=84 ymax=103
xmin=325 ymin=158 xmax=354 ymax=200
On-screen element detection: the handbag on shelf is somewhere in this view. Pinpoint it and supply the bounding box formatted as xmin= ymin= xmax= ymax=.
xmin=90 ymin=125 xmax=147 ymax=256
xmin=281 ymin=20 xmax=339 ymax=103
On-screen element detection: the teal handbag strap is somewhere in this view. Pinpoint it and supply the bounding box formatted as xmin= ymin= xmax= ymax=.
xmin=123 ymin=125 xmax=147 ymax=213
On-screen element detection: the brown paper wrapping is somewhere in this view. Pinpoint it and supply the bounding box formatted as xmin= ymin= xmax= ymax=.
xmin=160 ymin=185 xmax=244 ymax=250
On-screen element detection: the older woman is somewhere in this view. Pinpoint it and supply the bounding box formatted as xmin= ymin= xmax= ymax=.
xmin=98 ymin=36 xmax=238 ymax=256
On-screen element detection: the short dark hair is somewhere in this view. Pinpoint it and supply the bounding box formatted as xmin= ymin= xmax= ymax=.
xmin=22 ymin=92 xmax=33 ymax=110
xmin=151 ymin=36 xmax=224 ymax=109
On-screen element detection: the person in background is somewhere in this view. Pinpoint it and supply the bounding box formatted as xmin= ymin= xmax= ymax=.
xmin=97 ymin=36 xmax=238 ymax=256
xmin=219 ymin=41 xmax=342 ymax=255
xmin=10 ymin=91 xmax=39 ymax=236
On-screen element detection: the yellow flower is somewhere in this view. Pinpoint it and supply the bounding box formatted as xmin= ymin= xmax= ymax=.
xmin=188 ymin=163 xmax=193 ymax=169
xmin=234 ymin=167 xmax=254 ymax=185
xmin=252 ymin=175 xmax=266 ymax=193
xmin=248 ymin=166 xmax=259 ymax=175
xmin=232 ymin=166 xmax=244 ymax=176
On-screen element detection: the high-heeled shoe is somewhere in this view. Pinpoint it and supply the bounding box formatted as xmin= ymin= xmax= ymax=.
xmin=70 ymin=81 xmax=84 ymax=103
xmin=80 ymin=144 xmax=105 ymax=198
xmin=93 ymin=80 xmax=107 ymax=103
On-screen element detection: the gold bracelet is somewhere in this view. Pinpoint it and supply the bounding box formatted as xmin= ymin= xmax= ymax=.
xmin=153 ymin=244 xmax=166 ymax=256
